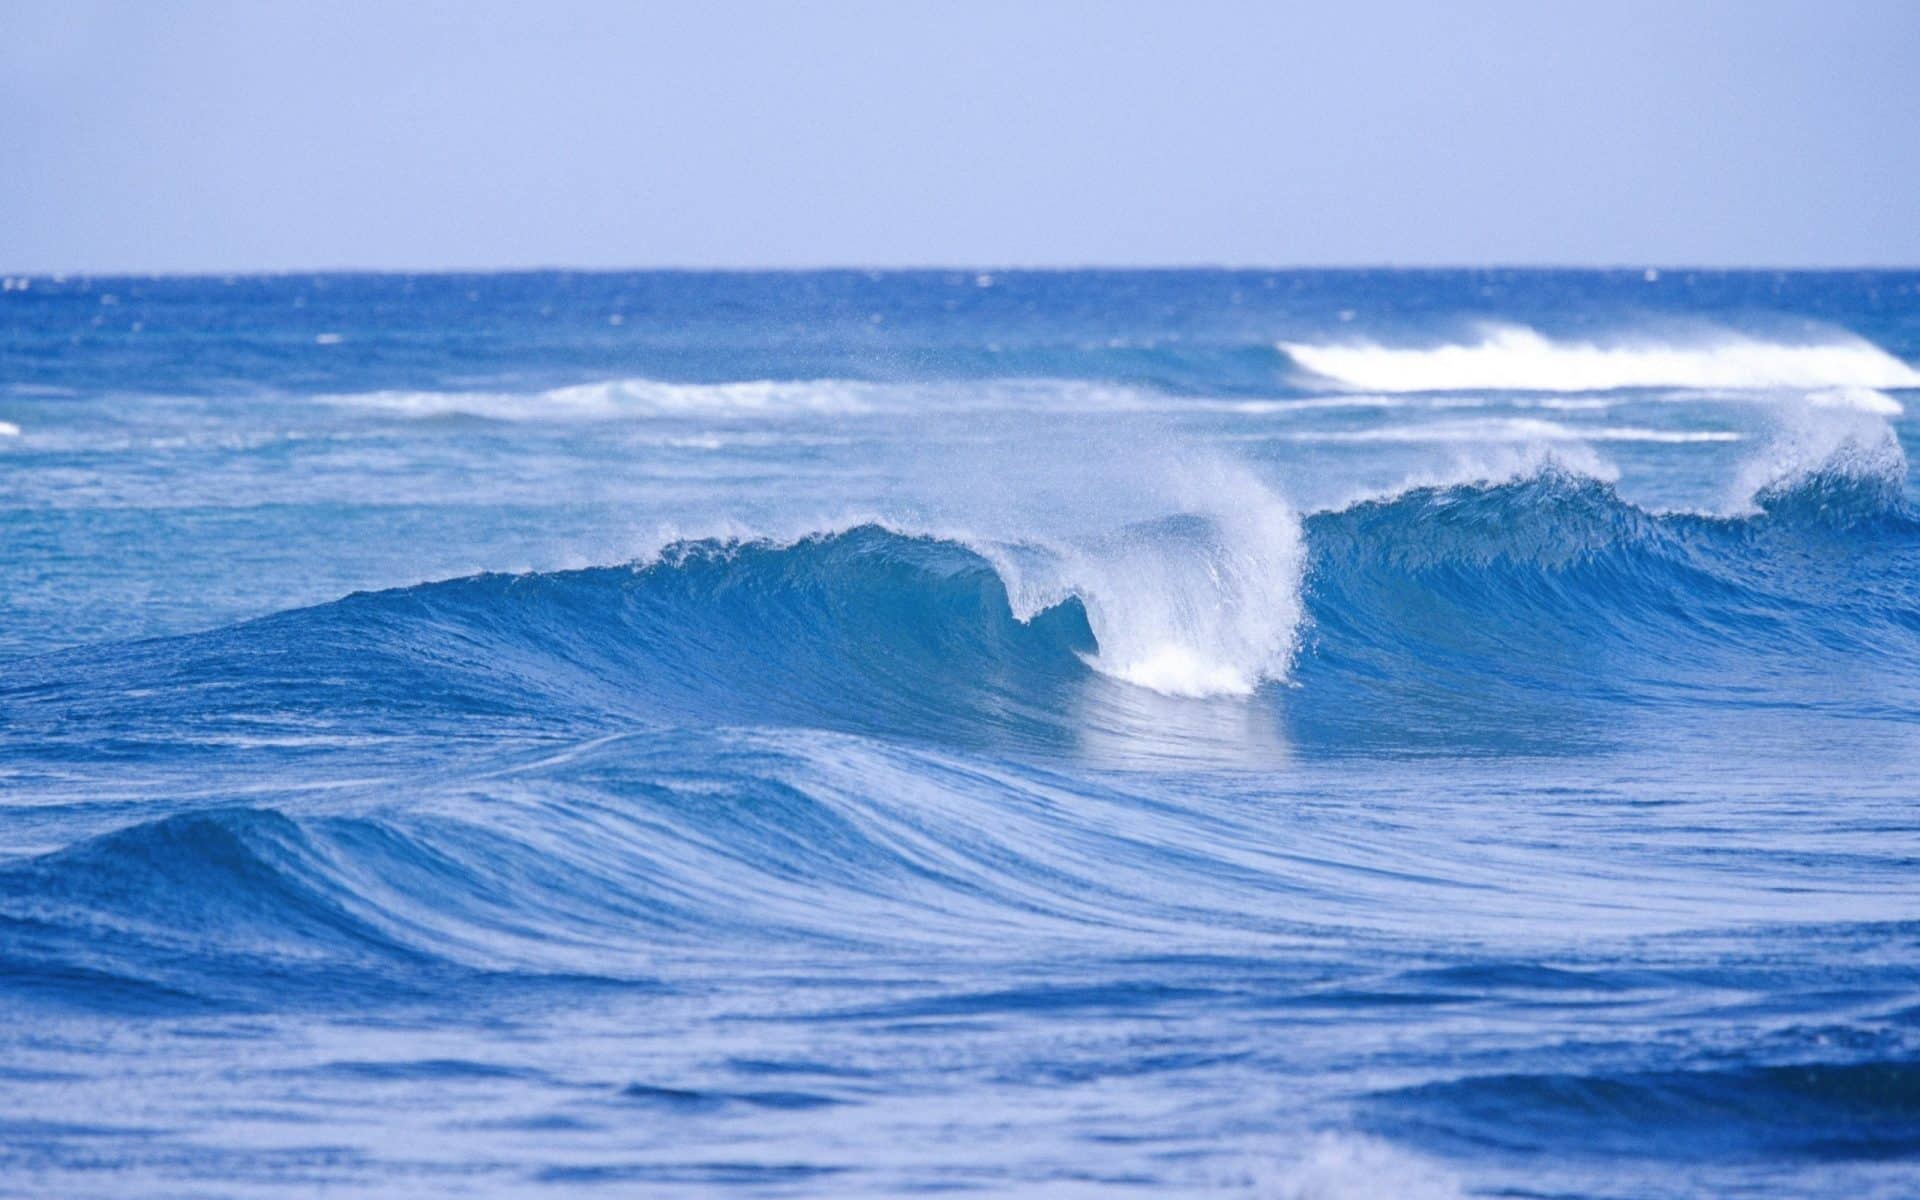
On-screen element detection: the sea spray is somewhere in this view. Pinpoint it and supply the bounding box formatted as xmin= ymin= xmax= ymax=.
xmin=1732 ymin=393 xmax=1909 ymax=515
xmin=982 ymin=456 xmax=1305 ymax=698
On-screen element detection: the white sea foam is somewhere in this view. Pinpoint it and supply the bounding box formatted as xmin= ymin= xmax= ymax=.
xmin=0 ymin=421 xmax=19 ymax=438
xmin=984 ymin=457 xmax=1305 ymax=699
xmin=627 ymin=465 xmax=1306 ymax=703
xmin=1193 ymin=395 xmax=1415 ymax=415
xmin=1282 ymin=323 xmax=1920 ymax=393
xmin=1197 ymin=395 xmax=1637 ymax=415
xmin=1807 ymin=386 xmax=1905 ymax=415
xmin=1730 ymin=399 xmax=1908 ymax=511
xmin=1304 ymin=442 xmax=1621 ymax=519
xmin=648 ymin=453 xmax=1310 ymax=701
xmin=1215 ymin=1133 xmax=1465 ymax=1200
xmin=1273 ymin=417 xmax=1741 ymax=445
xmin=1528 ymin=397 xmax=1617 ymax=411
xmin=329 ymin=378 xmax=879 ymax=420
xmin=323 ymin=377 xmax=1155 ymax=421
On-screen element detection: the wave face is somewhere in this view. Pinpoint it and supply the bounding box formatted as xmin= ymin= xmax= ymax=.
xmin=18 ymin=466 xmax=1920 ymax=741
xmin=10 ymin=464 xmax=1914 ymax=776
xmin=5 ymin=270 xmax=1920 ymax=1198
xmin=1369 ymin=1059 xmax=1920 ymax=1161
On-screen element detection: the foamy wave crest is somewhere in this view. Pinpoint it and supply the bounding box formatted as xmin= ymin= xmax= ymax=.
xmin=327 ymin=378 xmax=876 ymax=420
xmin=0 ymin=420 xmax=19 ymax=438
xmin=1733 ymin=400 xmax=1909 ymax=514
xmin=984 ymin=459 xmax=1305 ymax=698
xmin=1808 ymin=386 xmax=1906 ymax=415
xmin=324 ymin=377 xmax=1153 ymax=421
xmin=1319 ymin=443 xmax=1619 ymax=515
xmin=1279 ymin=417 xmax=1740 ymax=445
xmin=1215 ymin=1134 xmax=1464 ymax=1200
xmin=1281 ymin=323 xmax=1920 ymax=393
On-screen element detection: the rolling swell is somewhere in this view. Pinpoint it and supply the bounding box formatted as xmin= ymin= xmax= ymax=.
xmin=1367 ymin=1059 xmax=1920 ymax=1161
xmin=1291 ymin=468 xmax=1920 ymax=751
xmin=0 ymin=809 xmax=444 ymax=1011
xmin=22 ymin=470 xmax=1914 ymax=1012
xmin=0 ymin=530 xmax=1097 ymax=764
xmin=0 ymin=723 xmax=1383 ymax=1010
xmin=6 ymin=469 xmax=1919 ymax=767
xmin=6 ymin=467 xmax=1918 ymax=1014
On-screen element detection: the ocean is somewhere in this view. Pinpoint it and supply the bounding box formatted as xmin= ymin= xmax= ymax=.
xmin=3 ymin=269 xmax=1919 ymax=1197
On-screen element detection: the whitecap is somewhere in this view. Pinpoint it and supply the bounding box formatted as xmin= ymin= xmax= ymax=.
xmin=1216 ymin=1133 xmax=1465 ymax=1200
xmin=1807 ymin=386 xmax=1904 ymax=415
xmin=983 ymin=457 xmax=1306 ymax=699
xmin=320 ymin=376 xmax=1157 ymax=421
xmin=1281 ymin=323 xmax=1920 ymax=393
xmin=1730 ymin=399 xmax=1908 ymax=512
xmin=1272 ymin=418 xmax=1740 ymax=444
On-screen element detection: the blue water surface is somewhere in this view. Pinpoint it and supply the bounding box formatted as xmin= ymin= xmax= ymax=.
xmin=4 ymin=269 xmax=1920 ymax=1197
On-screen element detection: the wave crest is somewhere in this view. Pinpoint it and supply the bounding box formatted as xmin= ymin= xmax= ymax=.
xmin=1735 ymin=403 xmax=1910 ymax=520
xmin=986 ymin=461 xmax=1305 ymax=697
xmin=322 ymin=377 xmax=1151 ymax=421
xmin=1281 ymin=323 xmax=1920 ymax=393
xmin=8 ymin=465 xmax=1920 ymax=767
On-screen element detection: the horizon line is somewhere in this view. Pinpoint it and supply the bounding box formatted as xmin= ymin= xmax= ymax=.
xmin=7 ymin=262 xmax=1920 ymax=282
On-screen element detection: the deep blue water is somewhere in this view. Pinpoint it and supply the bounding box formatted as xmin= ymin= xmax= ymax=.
xmin=4 ymin=269 xmax=1920 ymax=1197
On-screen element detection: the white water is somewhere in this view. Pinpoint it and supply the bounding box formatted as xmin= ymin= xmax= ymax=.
xmin=1274 ymin=418 xmax=1741 ymax=444
xmin=1282 ymin=324 xmax=1920 ymax=393
xmin=986 ymin=458 xmax=1306 ymax=699
xmin=1222 ymin=1134 xmax=1465 ymax=1200
xmin=321 ymin=377 xmax=1153 ymax=420
xmin=1730 ymin=399 xmax=1909 ymax=511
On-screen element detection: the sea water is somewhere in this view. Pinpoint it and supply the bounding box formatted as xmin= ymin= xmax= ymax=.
xmin=3 ymin=270 xmax=1920 ymax=1197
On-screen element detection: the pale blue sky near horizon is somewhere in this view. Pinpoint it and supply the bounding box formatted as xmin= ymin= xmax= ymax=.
xmin=3 ymin=0 xmax=1917 ymax=274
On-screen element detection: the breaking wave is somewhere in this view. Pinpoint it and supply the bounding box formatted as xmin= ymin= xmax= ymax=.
xmin=5 ymin=430 xmax=1915 ymax=767
xmin=1281 ymin=324 xmax=1920 ymax=393
xmin=322 ymin=377 xmax=1152 ymax=421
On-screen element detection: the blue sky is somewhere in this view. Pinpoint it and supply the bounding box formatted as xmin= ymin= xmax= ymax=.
xmin=3 ymin=0 xmax=1916 ymax=272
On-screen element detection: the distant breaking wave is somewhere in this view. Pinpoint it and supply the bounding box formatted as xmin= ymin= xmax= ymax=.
xmin=317 ymin=334 xmax=1920 ymax=426
xmin=1280 ymin=324 xmax=1920 ymax=393
xmin=324 ymin=377 xmax=1154 ymax=421
xmin=331 ymin=378 xmax=877 ymax=419
xmin=1273 ymin=418 xmax=1742 ymax=445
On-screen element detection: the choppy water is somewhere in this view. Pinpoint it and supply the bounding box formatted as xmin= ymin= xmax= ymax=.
xmin=4 ymin=269 xmax=1920 ymax=1197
